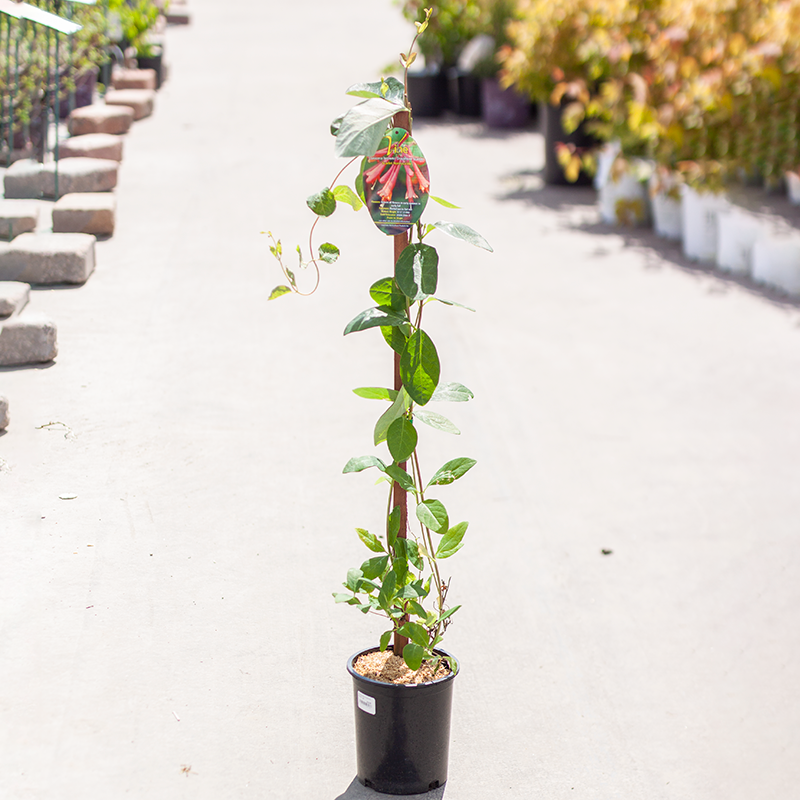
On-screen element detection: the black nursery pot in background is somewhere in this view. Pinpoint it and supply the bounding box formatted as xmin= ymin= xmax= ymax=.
xmin=137 ymin=45 xmax=165 ymax=89
xmin=542 ymin=100 xmax=598 ymax=186
xmin=348 ymin=648 xmax=458 ymax=795
xmin=406 ymin=69 xmax=449 ymax=118
xmin=446 ymin=67 xmax=482 ymax=117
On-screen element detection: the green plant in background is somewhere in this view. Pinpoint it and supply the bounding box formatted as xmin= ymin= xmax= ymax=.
xmin=267 ymin=10 xmax=492 ymax=673
xmin=109 ymin=0 xmax=162 ymax=57
xmin=0 ymin=2 xmax=108 ymax=157
xmin=397 ymin=0 xmax=484 ymax=67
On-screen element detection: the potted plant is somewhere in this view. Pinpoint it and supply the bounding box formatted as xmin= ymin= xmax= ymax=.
xmin=109 ymin=0 xmax=165 ymax=86
xmin=267 ymin=11 xmax=492 ymax=794
xmin=398 ymin=0 xmax=483 ymax=116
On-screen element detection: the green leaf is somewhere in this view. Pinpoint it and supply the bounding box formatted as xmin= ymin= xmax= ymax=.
xmin=330 ymin=115 xmax=343 ymax=136
xmin=413 ymin=408 xmax=460 ymax=435
xmin=334 ymin=97 xmax=405 ymax=158
xmin=343 ymin=455 xmax=387 ymax=474
xmin=346 ymin=77 xmax=405 ymax=105
xmin=430 ymin=382 xmax=474 ymax=402
xmin=387 ymin=506 xmax=402 ymax=549
xmin=307 ymin=187 xmax=336 ymax=217
xmin=399 ymin=621 xmax=430 ymax=648
xmin=431 ymin=221 xmax=493 ymax=251
xmin=387 ymin=417 xmax=417 ymax=463
xmin=268 ymin=285 xmax=292 ymax=301
xmin=426 ymin=457 xmax=477 ymax=487
xmin=346 ymin=568 xmax=363 ymax=591
xmin=403 ymin=642 xmax=425 ymax=671
xmin=436 ymin=521 xmax=468 ymax=559
xmin=361 ymin=555 xmax=390 ymax=580
xmin=333 ymin=184 xmax=363 ymax=211
xmin=405 ymin=538 xmax=424 ymax=570
xmin=333 ymin=592 xmax=356 ymax=604
xmin=369 ymin=277 xmax=406 ymax=311
xmin=432 ymin=297 xmax=476 ymax=312
xmin=379 ymin=630 xmax=393 ymax=651
xmin=378 ymin=570 xmax=397 ymax=610
xmin=400 ymin=330 xmax=440 ymax=406
xmin=318 ymin=242 xmax=340 ymax=264
xmin=407 ymin=600 xmax=427 ymax=618
xmin=357 ymin=527 xmax=385 ymax=553
xmin=381 ymin=325 xmax=408 ymax=355
xmin=429 ymin=194 xmax=461 ymax=209
xmin=385 ymin=465 xmax=415 ymax=492
xmin=439 ymin=604 xmax=461 ymax=623
xmin=395 ymin=243 xmax=438 ymax=301
xmin=374 ymin=388 xmax=411 ymax=446
xmin=416 ymin=499 xmax=449 ymax=534
xmin=353 ymin=387 xmax=398 ymax=401
xmin=344 ymin=306 xmax=408 ymax=336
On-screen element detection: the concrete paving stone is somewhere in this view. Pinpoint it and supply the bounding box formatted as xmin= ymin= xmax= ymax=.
xmin=0 ymin=200 xmax=40 ymax=239
xmin=58 ymin=133 xmax=124 ymax=162
xmin=0 ymin=393 xmax=8 ymax=429
xmin=3 ymin=159 xmax=44 ymax=200
xmin=68 ymin=104 xmax=135 ymax=136
xmin=112 ymin=68 xmax=157 ymax=91
xmin=0 ymin=232 xmax=95 ymax=285
xmin=0 ymin=281 xmax=30 ymax=318
xmin=52 ymin=193 xmax=116 ymax=236
xmin=0 ymin=310 xmax=57 ymax=366
xmin=104 ymin=89 xmax=156 ymax=121
xmin=41 ymin=158 xmax=118 ymax=198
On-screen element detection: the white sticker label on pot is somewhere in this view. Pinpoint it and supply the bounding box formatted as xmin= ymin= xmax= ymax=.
xmin=357 ymin=691 xmax=376 ymax=715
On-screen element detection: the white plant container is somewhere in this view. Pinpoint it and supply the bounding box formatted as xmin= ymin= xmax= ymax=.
xmin=597 ymin=153 xmax=651 ymax=226
xmin=752 ymin=236 xmax=800 ymax=296
xmin=785 ymin=171 xmax=800 ymax=205
xmin=649 ymin=173 xmax=682 ymax=240
xmin=681 ymin=185 xmax=730 ymax=262
xmin=715 ymin=209 xmax=768 ymax=276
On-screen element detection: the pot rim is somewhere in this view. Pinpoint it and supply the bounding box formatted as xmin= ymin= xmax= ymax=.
xmin=347 ymin=645 xmax=459 ymax=687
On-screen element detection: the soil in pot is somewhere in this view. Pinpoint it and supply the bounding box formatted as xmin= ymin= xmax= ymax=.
xmin=353 ymin=649 xmax=451 ymax=685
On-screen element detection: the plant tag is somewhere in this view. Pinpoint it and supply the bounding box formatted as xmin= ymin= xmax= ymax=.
xmin=357 ymin=691 xmax=376 ymax=715
xmin=363 ymin=128 xmax=430 ymax=236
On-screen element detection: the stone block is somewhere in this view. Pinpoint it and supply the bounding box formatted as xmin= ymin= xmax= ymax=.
xmin=104 ymin=89 xmax=155 ymax=121
xmin=59 ymin=133 xmax=124 ymax=162
xmin=0 ymin=200 xmax=40 ymax=239
xmin=68 ymin=104 xmax=134 ymax=136
xmin=0 ymin=233 xmax=96 ymax=285
xmin=112 ymin=68 xmax=157 ymax=91
xmin=0 ymin=311 xmax=57 ymax=366
xmin=0 ymin=394 xmax=8 ymax=430
xmin=53 ymin=193 xmax=116 ymax=236
xmin=0 ymin=281 xmax=30 ymax=318
xmin=3 ymin=160 xmax=44 ymax=200
xmin=41 ymin=158 xmax=118 ymax=198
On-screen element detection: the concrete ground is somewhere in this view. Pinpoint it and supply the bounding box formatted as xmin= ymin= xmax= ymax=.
xmin=2 ymin=1 xmax=800 ymax=798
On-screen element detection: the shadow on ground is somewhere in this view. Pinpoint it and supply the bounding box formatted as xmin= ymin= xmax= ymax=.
xmin=335 ymin=777 xmax=446 ymax=800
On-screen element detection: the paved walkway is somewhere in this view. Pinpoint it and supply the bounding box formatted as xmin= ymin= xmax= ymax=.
xmin=2 ymin=1 xmax=800 ymax=798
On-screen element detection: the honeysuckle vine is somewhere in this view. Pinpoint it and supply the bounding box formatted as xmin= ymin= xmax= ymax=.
xmin=266 ymin=9 xmax=493 ymax=673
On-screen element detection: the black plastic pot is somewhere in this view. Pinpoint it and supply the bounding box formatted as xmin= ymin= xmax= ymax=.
xmin=446 ymin=68 xmax=481 ymax=117
xmin=137 ymin=48 xmax=165 ymax=89
xmin=406 ymin=70 xmax=448 ymax=118
xmin=348 ymin=647 xmax=458 ymax=795
xmin=58 ymin=68 xmax=98 ymax=119
xmin=542 ymin=100 xmax=598 ymax=186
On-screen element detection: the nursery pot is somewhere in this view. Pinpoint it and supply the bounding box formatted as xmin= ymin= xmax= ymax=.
xmin=137 ymin=47 xmax=165 ymax=89
xmin=446 ymin=67 xmax=481 ymax=117
xmin=348 ymin=647 xmax=458 ymax=795
xmin=481 ymin=77 xmax=529 ymax=129
xmin=406 ymin=69 xmax=448 ymax=118
xmin=542 ymin=100 xmax=597 ymax=186
xmin=58 ymin=67 xmax=98 ymax=119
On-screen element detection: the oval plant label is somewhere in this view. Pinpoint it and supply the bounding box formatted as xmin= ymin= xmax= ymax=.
xmin=362 ymin=128 xmax=430 ymax=236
